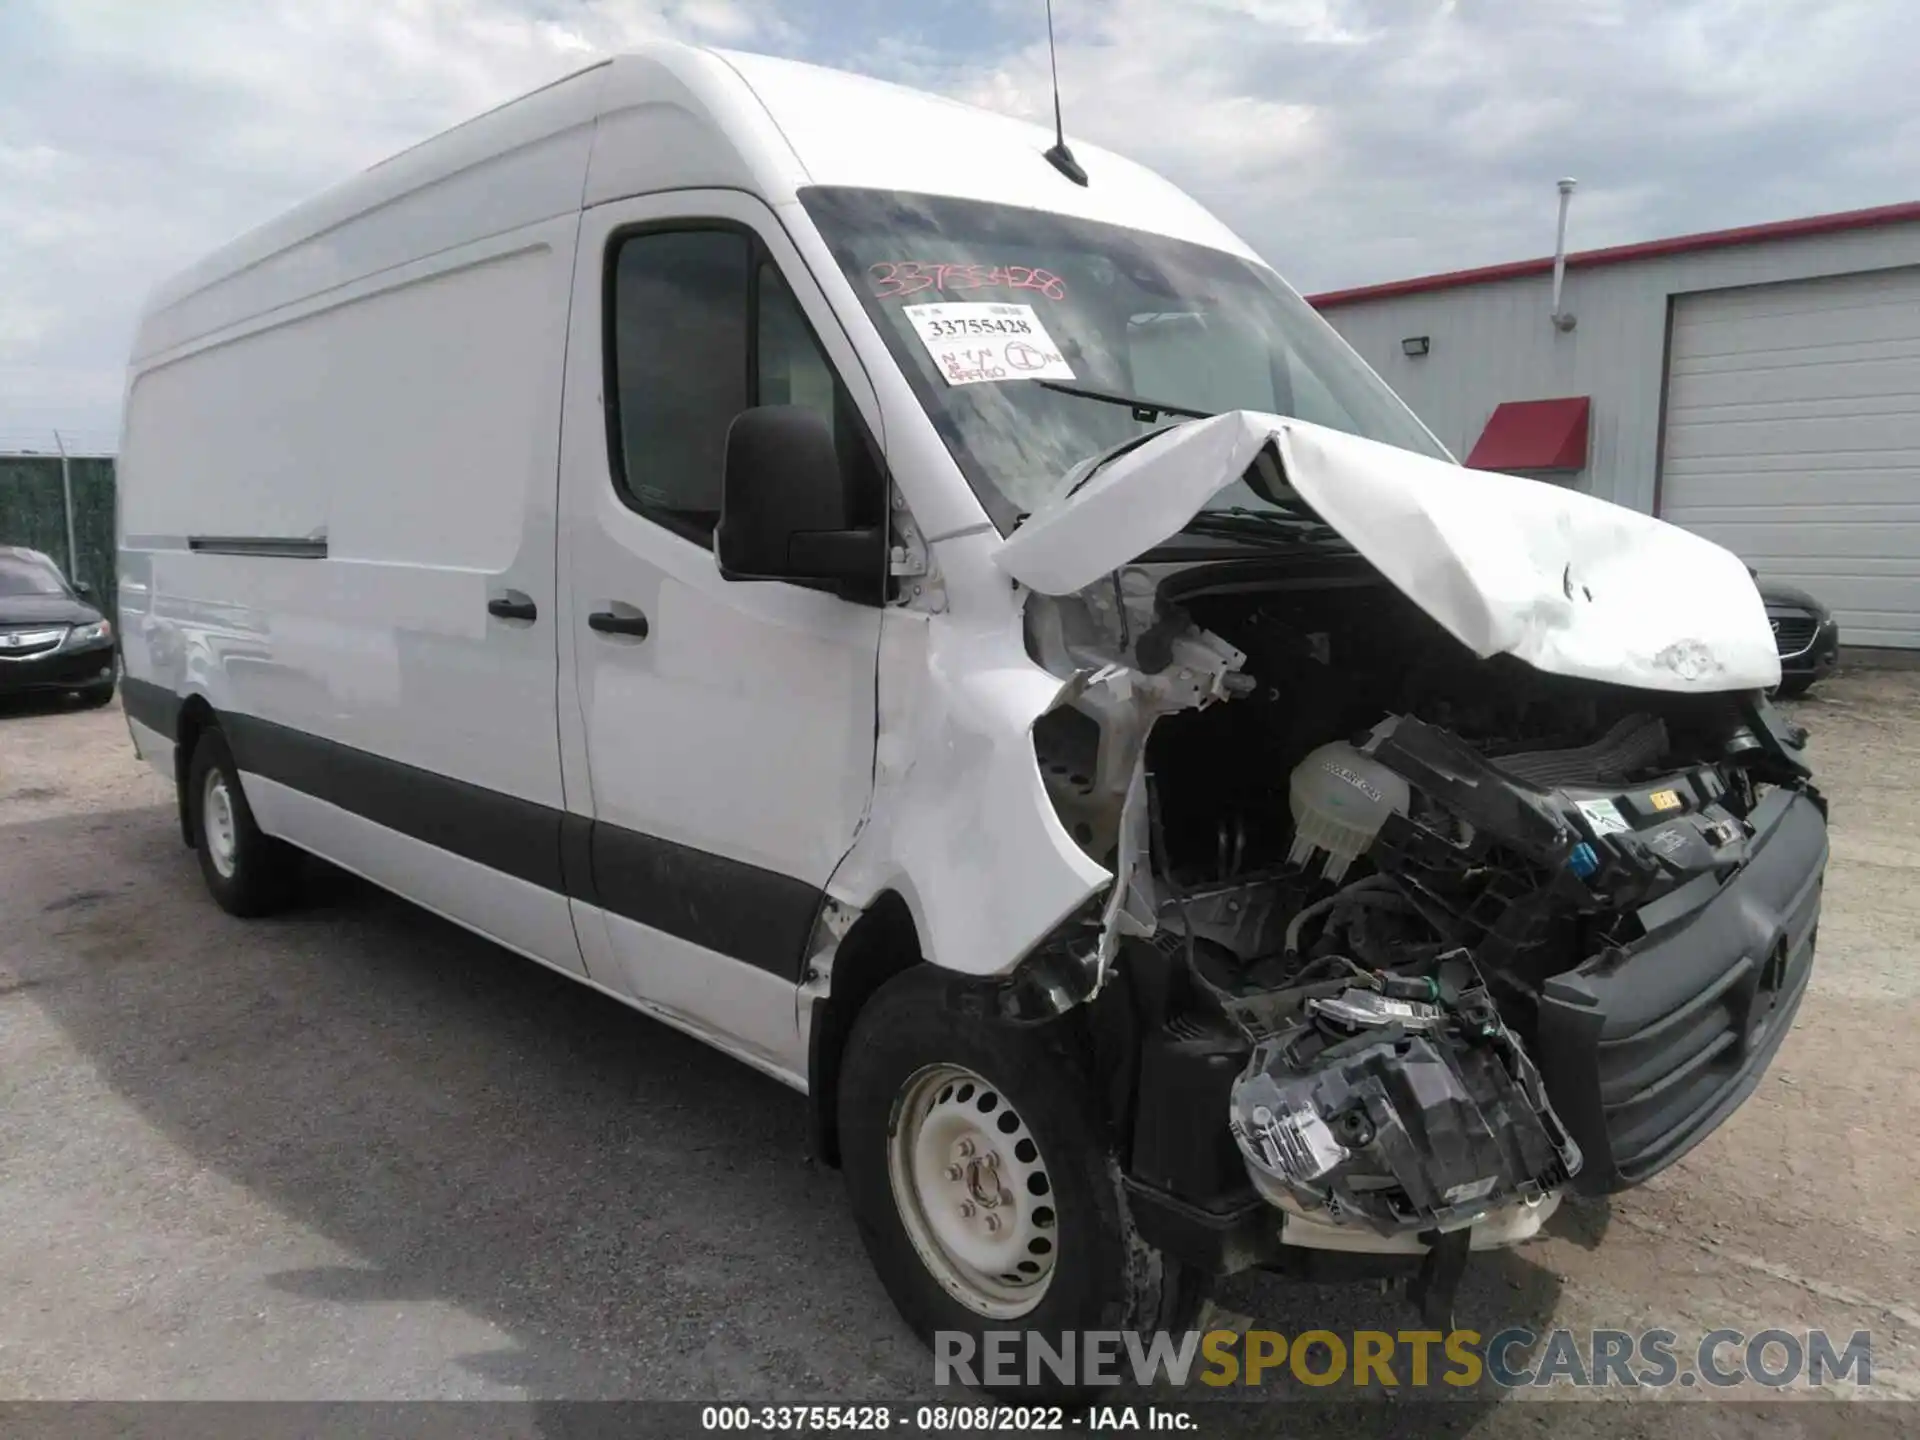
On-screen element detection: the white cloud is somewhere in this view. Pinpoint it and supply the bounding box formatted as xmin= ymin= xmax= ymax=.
xmin=0 ymin=0 xmax=798 ymax=437
xmin=871 ymin=0 xmax=1918 ymax=294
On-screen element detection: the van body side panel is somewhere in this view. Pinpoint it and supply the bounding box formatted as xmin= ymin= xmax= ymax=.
xmin=135 ymin=81 xmax=607 ymax=360
xmin=119 ymin=209 xmax=587 ymax=975
xmin=243 ymin=776 xmax=580 ymax=971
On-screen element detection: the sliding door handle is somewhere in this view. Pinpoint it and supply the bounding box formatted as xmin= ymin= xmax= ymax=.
xmin=587 ymin=608 xmax=649 ymax=640
xmin=487 ymin=590 xmax=538 ymax=622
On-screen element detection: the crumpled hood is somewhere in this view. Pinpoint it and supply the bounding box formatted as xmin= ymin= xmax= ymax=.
xmin=995 ymin=410 xmax=1781 ymax=694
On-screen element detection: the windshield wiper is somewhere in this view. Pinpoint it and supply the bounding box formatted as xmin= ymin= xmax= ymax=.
xmin=1033 ymin=378 xmax=1215 ymax=423
xmin=1179 ymin=506 xmax=1344 ymax=545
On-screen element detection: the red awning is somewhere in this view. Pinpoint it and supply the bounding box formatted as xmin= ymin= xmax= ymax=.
xmin=1466 ymin=396 xmax=1590 ymax=472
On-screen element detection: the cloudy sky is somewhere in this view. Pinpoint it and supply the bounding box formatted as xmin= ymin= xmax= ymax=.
xmin=3 ymin=0 xmax=1915 ymax=444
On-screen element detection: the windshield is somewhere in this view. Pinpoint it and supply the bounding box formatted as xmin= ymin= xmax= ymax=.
xmin=800 ymin=187 xmax=1449 ymax=529
xmin=0 ymin=554 xmax=67 ymax=597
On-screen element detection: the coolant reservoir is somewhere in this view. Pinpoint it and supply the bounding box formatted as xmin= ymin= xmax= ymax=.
xmin=1286 ymin=742 xmax=1411 ymax=881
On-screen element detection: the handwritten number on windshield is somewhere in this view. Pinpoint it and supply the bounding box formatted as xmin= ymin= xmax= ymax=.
xmin=871 ymin=262 xmax=1067 ymax=301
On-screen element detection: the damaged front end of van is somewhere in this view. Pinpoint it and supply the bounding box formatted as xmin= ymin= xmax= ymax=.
xmin=985 ymin=413 xmax=1828 ymax=1321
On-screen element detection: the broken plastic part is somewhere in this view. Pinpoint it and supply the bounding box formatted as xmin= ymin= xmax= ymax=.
xmin=1409 ymin=1228 xmax=1472 ymax=1329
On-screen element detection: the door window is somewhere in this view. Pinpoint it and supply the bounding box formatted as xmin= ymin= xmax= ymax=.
xmin=757 ymin=260 xmax=839 ymax=426
xmin=607 ymin=230 xmax=750 ymax=541
xmin=606 ymin=229 xmax=878 ymax=545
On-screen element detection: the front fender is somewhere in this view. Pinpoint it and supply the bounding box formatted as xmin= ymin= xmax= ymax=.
xmin=828 ymin=538 xmax=1110 ymax=977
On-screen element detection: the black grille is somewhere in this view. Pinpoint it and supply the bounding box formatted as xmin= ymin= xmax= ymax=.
xmin=1533 ymin=791 xmax=1826 ymax=1193
xmin=1770 ymin=611 xmax=1818 ymax=654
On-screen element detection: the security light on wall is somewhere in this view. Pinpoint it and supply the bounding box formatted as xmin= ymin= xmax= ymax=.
xmin=1402 ymin=336 xmax=1431 ymax=357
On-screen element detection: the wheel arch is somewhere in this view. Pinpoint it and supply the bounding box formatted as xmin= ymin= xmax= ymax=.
xmin=172 ymin=693 xmax=218 ymax=847
xmin=807 ymin=889 xmax=924 ymax=1168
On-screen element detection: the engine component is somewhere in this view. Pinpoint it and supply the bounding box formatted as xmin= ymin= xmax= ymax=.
xmin=1487 ymin=713 xmax=1668 ymax=787
xmin=1286 ymin=741 xmax=1410 ymax=881
xmin=1227 ymin=960 xmax=1581 ymax=1234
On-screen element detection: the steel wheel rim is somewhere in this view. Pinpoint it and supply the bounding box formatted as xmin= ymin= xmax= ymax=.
xmin=886 ymin=1063 xmax=1058 ymax=1319
xmin=203 ymin=770 xmax=238 ymax=879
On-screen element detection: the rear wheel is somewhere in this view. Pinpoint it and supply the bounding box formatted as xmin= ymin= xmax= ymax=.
xmin=188 ymin=729 xmax=302 ymax=916
xmin=838 ymin=968 xmax=1202 ymax=1395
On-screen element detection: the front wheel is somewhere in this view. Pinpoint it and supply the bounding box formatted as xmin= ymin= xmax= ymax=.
xmin=837 ymin=968 xmax=1202 ymax=1396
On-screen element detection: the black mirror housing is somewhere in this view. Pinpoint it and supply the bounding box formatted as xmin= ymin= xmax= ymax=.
xmin=717 ymin=405 xmax=884 ymax=588
xmin=73 ymin=580 xmax=95 ymax=601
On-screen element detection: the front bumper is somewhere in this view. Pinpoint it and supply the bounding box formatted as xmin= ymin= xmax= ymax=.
xmin=1122 ymin=1176 xmax=1562 ymax=1280
xmin=1123 ymin=785 xmax=1827 ymax=1275
xmin=0 ymin=640 xmax=117 ymax=695
xmin=1533 ymin=787 xmax=1827 ymax=1193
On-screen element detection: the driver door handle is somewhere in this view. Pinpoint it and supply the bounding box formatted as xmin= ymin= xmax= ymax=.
xmin=588 ymin=608 xmax=649 ymax=640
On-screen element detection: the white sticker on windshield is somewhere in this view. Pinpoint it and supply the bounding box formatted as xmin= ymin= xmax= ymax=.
xmin=1576 ymin=798 xmax=1631 ymax=836
xmin=903 ymin=302 xmax=1076 ymax=387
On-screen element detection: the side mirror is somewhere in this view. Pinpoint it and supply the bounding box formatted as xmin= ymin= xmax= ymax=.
xmin=716 ymin=405 xmax=885 ymax=587
xmin=73 ymin=580 xmax=95 ymax=601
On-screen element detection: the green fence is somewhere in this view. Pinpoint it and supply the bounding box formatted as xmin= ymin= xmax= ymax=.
xmin=0 ymin=455 xmax=118 ymax=620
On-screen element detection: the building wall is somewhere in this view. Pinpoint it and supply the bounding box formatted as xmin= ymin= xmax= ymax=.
xmin=1316 ymin=218 xmax=1920 ymax=515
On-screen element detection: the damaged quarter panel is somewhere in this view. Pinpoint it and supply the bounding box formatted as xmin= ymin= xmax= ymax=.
xmin=826 ymin=528 xmax=1113 ymax=978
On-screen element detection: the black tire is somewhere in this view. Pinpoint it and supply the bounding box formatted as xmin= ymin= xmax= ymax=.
xmin=1775 ymin=674 xmax=1815 ymax=699
xmin=838 ymin=967 xmax=1203 ymax=1397
xmin=78 ymin=681 xmax=116 ymax=708
xmin=187 ymin=728 xmax=302 ymax=916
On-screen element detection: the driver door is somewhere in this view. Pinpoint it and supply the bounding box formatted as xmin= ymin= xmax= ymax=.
xmin=555 ymin=190 xmax=885 ymax=1084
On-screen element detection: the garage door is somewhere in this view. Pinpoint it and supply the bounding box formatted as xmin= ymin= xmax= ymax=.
xmin=1660 ymin=266 xmax=1920 ymax=648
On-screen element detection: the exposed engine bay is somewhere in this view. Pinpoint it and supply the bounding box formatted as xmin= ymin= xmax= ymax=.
xmin=1021 ymin=548 xmax=1826 ymax=1314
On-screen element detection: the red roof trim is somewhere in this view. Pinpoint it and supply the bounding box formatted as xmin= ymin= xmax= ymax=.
xmin=1466 ymin=396 xmax=1590 ymax=473
xmin=1307 ymin=198 xmax=1920 ymax=309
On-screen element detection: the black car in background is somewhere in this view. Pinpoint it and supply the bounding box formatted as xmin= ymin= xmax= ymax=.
xmin=0 ymin=546 xmax=117 ymax=707
xmin=1758 ymin=579 xmax=1840 ymax=697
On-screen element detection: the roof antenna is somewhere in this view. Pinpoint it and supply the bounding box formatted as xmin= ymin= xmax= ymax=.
xmin=1041 ymin=1 xmax=1088 ymax=186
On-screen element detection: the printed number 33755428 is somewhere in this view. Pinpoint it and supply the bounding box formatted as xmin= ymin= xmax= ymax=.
xmin=922 ymin=315 xmax=1033 ymax=339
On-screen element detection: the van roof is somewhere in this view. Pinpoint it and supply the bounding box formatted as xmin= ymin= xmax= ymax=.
xmin=133 ymin=42 xmax=1258 ymax=364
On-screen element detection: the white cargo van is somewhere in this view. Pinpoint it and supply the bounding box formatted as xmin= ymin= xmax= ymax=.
xmin=119 ymin=42 xmax=1828 ymax=1369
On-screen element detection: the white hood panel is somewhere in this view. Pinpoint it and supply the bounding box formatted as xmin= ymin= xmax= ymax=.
xmin=996 ymin=411 xmax=1782 ymax=694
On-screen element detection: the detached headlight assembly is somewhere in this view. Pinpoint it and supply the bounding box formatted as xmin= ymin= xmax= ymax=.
xmin=67 ymin=619 xmax=113 ymax=648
